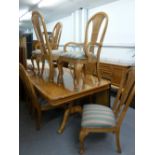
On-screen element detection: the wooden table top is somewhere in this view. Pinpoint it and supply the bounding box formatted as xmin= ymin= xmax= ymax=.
xmin=28 ymin=68 xmax=111 ymax=107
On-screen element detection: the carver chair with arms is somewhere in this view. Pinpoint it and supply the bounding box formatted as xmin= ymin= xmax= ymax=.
xmin=31 ymin=11 xmax=63 ymax=81
xmin=79 ymin=67 xmax=135 ymax=154
xmin=57 ymin=12 xmax=108 ymax=90
xmin=19 ymin=63 xmax=54 ymax=130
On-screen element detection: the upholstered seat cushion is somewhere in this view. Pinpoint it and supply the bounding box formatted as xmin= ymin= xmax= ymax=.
xmin=32 ymin=49 xmax=41 ymax=55
xmin=81 ymin=104 xmax=116 ymax=128
xmin=32 ymin=49 xmax=64 ymax=55
xmin=32 ymin=49 xmax=96 ymax=60
xmin=27 ymin=59 xmax=49 ymax=69
xmin=51 ymin=49 xmax=64 ymax=57
xmin=60 ymin=50 xmax=86 ymax=59
xmin=60 ymin=50 xmax=98 ymax=60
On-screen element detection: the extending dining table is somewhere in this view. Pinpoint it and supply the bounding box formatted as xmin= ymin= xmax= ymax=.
xmin=28 ymin=67 xmax=111 ymax=133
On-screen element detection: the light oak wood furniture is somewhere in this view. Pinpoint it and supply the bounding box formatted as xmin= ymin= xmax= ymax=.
xmin=19 ymin=46 xmax=27 ymax=69
xmin=57 ymin=12 xmax=108 ymax=90
xmin=31 ymin=40 xmax=41 ymax=73
xmin=86 ymin=62 xmax=131 ymax=88
xmin=49 ymin=22 xmax=62 ymax=49
xmin=19 ymin=63 xmax=54 ymax=130
xmin=99 ymin=62 xmax=132 ymax=88
xmin=79 ymin=67 xmax=135 ymax=154
xmin=32 ymin=40 xmax=40 ymax=50
xmin=19 ymin=47 xmax=27 ymax=100
xmin=85 ymin=47 xmax=135 ymax=88
xmin=27 ymin=67 xmax=111 ymax=134
xmin=31 ymin=11 xmax=62 ymax=80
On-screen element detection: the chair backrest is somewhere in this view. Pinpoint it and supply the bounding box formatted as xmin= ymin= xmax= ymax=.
xmin=32 ymin=40 xmax=41 ymax=50
xmin=50 ymin=22 xmax=62 ymax=49
xmin=112 ymin=67 xmax=135 ymax=128
xmin=31 ymin=11 xmax=51 ymax=57
xmin=84 ymin=12 xmax=108 ymax=60
xmin=19 ymin=63 xmax=40 ymax=110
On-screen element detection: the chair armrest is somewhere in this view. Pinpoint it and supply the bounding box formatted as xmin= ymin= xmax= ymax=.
xmin=85 ymin=42 xmax=102 ymax=60
xmin=64 ymin=42 xmax=84 ymax=52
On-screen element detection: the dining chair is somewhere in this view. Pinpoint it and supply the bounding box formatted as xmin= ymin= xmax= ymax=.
xmin=31 ymin=11 xmax=63 ymax=81
xmin=79 ymin=67 xmax=135 ymax=154
xmin=57 ymin=12 xmax=108 ymax=90
xmin=19 ymin=63 xmax=54 ymax=130
xmin=31 ymin=40 xmax=41 ymax=74
xmin=49 ymin=22 xmax=63 ymax=67
xmin=49 ymin=22 xmax=62 ymax=50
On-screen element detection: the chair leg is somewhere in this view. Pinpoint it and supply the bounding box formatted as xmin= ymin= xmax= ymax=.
xmin=74 ymin=63 xmax=83 ymax=91
xmin=96 ymin=63 xmax=101 ymax=85
xmin=36 ymin=59 xmax=40 ymax=76
xmin=82 ymin=65 xmax=87 ymax=89
xmin=41 ymin=59 xmax=45 ymax=77
xmin=79 ymin=128 xmax=89 ymax=154
xmin=115 ymin=130 xmax=122 ymax=153
xmin=57 ymin=61 xmax=64 ymax=85
xmin=49 ymin=62 xmax=54 ymax=82
xmin=31 ymin=56 xmax=35 ymax=73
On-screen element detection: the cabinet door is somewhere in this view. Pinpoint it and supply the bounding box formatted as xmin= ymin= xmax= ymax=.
xmin=99 ymin=63 xmax=113 ymax=81
xmin=99 ymin=63 xmax=130 ymax=87
xmin=112 ymin=66 xmax=129 ymax=87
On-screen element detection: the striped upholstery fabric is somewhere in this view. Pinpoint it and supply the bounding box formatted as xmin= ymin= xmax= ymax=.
xmin=81 ymin=104 xmax=116 ymax=128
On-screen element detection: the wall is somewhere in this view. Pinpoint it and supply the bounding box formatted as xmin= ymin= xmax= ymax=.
xmin=46 ymin=15 xmax=74 ymax=45
xmin=32 ymin=14 xmax=74 ymax=45
xmin=32 ymin=0 xmax=134 ymax=48
xmin=88 ymin=0 xmax=134 ymax=46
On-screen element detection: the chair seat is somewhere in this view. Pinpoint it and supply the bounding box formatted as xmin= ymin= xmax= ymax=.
xmin=32 ymin=49 xmax=41 ymax=55
xmin=51 ymin=49 xmax=64 ymax=58
xmin=60 ymin=50 xmax=86 ymax=59
xmin=32 ymin=49 xmax=97 ymax=60
xmin=81 ymin=104 xmax=116 ymax=128
xmin=32 ymin=49 xmax=64 ymax=55
xmin=60 ymin=50 xmax=98 ymax=60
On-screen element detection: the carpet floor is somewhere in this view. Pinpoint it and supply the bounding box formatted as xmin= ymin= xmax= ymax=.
xmin=19 ymin=96 xmax=135 ymax=155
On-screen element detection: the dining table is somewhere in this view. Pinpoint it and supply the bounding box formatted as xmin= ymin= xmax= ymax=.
xmin=28 ymin=67 xmax=111 ymax=133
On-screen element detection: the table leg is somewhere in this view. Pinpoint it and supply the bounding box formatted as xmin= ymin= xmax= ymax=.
xmin=41 ymin=59 xmax=45 ymax=77
xmin=57 ymin=104 xmax=82 ymax=134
